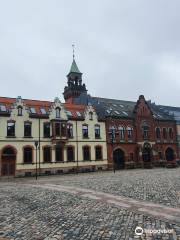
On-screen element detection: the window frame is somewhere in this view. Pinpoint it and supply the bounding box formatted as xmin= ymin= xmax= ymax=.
xmin=82 ymin=124 xmax=89 ymax=138
xmin=43 ymin=146 xmax=52 ymax=163
xmin=83 ymin=145 xmax=91 ymax=161
xmin=24 ymin=121 xmax=32 ymax=137
xmin=67 ymin=146 xmax=75 ymax=162
xmin=23 ymin=146 xmax=33 ymax=164
xmin=95 ymin=124 xmax=101 ymax=139
xmin=95 ymin=145 xmax=103 ymax=160
xmin=7 ymin=121 xmax=15 ymax=137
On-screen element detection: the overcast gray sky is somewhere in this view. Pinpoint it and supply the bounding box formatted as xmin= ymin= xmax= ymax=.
xmin=0 ymin=0 xmax=180 ymax=106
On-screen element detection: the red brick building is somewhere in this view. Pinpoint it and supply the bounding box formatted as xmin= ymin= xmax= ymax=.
xmin=103 ymin=95 xmax=179 ymax=169
xmin=70 ymin=60 xmax=179 ymax=169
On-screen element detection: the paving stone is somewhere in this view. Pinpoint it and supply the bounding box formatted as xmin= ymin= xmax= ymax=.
xmin=0 ymin=168 xmax=180 ymax=239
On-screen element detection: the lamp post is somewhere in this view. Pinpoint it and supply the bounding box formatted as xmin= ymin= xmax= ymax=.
xmin=34 ymin=140 xmax=39 ymax=180
xmin=109 ymin=111 xmax=116 ymax=173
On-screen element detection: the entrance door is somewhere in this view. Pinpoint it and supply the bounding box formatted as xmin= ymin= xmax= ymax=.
xmin=142 ymin=148 xmax=151 ymax=162
xmin=142 ymin=147 xmax=152 ymax=168
xmin=165 ymin=148 xmax=174 ymax=161
xmin=113 ymin=149 xmax=125 ymax=169
xmin=1 ymin=147 xmax=16 ymax=176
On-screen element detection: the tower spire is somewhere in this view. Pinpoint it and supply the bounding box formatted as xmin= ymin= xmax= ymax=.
xmin=72 ymin=44 xmax=75 ymax=60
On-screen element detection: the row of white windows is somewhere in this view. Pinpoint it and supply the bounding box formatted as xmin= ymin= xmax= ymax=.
xmin=4 ymin=121 xmax=101 ymax=139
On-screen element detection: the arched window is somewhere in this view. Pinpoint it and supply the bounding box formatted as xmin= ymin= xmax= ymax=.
xmin=67 ymin=146 xmax=75 ymax=162
xmin=95 ymin=146 xmax=103 ymax=160
xmin=156 ymin=127 xmax=161 ymax=139
xmin=82 ymin=124 xmax=88 ymax=138
xmin=23 ymin=147 xmax=33 ymax=164
xmin=17 ymin=106 xmax=23 ymax=116
xmin=56 ymin=107 xmax=61 ymax=118
xmin=83 ymin=146 xmax=91 ymax=161
xmin=169 ymin=128 xmax=173 ymax=139
xmin=119 ymin=126 xmax=125 ymax=140
xmin=163 ymin=128 xmax=167 ymax=139
xmin=95 ymin=125 xmax=100 ymax=138
xmin=127 ymin=126 xmax=133 ymax=139
xmin=89 ymin=112 xmax=93 ymax=120
xmin=67 ymin=124 xmax=73 ymax=138
xmin=43 ymin=146 xmax=51 ymax=163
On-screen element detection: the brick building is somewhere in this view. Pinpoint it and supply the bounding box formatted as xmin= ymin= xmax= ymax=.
xmin=0 ymin=57 xmax=179 ymax=177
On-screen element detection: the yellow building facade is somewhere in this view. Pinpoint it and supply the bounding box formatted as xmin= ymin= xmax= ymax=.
xmin=0 ymin=96 xmax=108 ymax=177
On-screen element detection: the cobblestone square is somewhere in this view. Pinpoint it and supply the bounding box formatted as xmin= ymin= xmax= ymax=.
xmin=0 ymin=168 xmax=180 ymax=240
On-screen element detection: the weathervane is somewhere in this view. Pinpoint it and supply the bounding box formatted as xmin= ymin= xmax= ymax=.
xmin=72 ymin=44 xmax=75 ymax=60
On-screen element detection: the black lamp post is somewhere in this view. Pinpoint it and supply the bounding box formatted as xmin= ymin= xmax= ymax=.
xmin=34 ymin=140 xmax=39 ymax=180
xmin=109 ymin=112 xmax=116 ymax=173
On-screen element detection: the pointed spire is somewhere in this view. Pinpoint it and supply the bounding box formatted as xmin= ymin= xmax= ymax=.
xmin=69 ymin=59 xmax=81 ymax=74
xmin=72 ymin=44 xmax=75 ymax=60
xmin=67 ymin=45 xmax=82 ymax=75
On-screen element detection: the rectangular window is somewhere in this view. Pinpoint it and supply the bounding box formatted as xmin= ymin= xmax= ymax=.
xmin=83 ymin=146 xmax=90 ymax=161
xmin=67 ymin=147 xmax=74 ymax=162
xmin=55 ymin=122 xmax=60 ymax=136
xmin=24 ymin=147 xmax=33 ymax=163
xmin=143 ymin=127 xmax=149 ymax=140
xmin=61 ymin=123 xmax=66 ymax=137
xmin=24 ymin=122 xmax=32 ymax=137
xmin=55 ymin=146 xmax=63 ymax=162
xmin=82 ymin=125 xmax=88 ymax=138
xmin=119 ymin=129 xmax=125 ymax=140
xmin=95 ymin=125 xmax=100 ymax=138
xmin=67 ymin=124 xmax=73 ymax=138
xmin=43 ymin=122 xmax=50 ymax=138
xmin=95 ymin=146 xmax=102 ymax=160
xmin=7 ymin=122 xmax=15 ymax=137
xmin=43 ymin=147 xmax=51 ymax=162
xmin=127 ymin=129 xmax=133 ymax=139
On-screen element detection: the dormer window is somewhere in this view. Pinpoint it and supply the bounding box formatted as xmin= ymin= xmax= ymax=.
xmin=30 ymin=107 xmax=36 ymax=114
xmin=0 ymin=105 xmax=7 ymax=112
xmin=17 ymin=106 xmax=23 ymax=116
xmin=89 ymin=112 xmax=93 ymax=120
xmin=56 ymin=107 xmax=61 ymax=118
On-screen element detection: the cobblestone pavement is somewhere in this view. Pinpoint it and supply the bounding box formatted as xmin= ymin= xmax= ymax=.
xmin=0 ymin=168 xmax=180 ymax=240
xmin=32 ymin=168 xmax=180 ymax=208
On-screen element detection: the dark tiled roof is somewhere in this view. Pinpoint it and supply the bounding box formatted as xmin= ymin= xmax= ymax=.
xmin=74 ymin=94 xmax=175 ymax=121
xmin=158 ymin=105 xmax=180 ymax=123
xmin=92 ymin=97 xmax=135 ymax=118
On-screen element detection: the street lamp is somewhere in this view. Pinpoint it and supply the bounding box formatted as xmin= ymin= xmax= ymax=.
xmin=34 ymin=140 xmax=39 ymax=180
xmin=109 ymin=112 xmax=116 ymax=173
